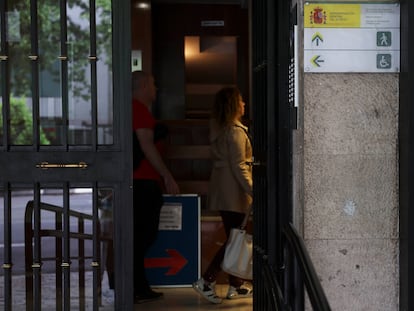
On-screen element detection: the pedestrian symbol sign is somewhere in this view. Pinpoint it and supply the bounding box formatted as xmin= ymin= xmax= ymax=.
xmin=377 ymin=32 xmax=391 ymax=47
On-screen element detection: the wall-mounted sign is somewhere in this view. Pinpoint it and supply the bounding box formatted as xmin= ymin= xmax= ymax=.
xmin=131 ymin=50 xmax=142 ymax=72
xmin=304 ymin=3 xmax=400 ymax=73
xmin=201 ymin=20 xmax=224 ymax=27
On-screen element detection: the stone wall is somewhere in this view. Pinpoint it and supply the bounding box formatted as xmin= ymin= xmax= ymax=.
xmin=302 ymin=73 xmax=399 ymax=310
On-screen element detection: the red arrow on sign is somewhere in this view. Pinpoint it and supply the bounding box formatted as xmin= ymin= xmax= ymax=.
xmin=144 ymin=249 xmax=188 ymax=275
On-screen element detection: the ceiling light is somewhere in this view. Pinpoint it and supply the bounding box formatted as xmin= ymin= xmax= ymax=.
xmin=135 ymin=2 xmax=150 ymax=10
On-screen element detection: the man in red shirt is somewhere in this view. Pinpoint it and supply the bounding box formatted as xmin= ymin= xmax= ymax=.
xmin=132 ymin=71 xmax=179 ymax=304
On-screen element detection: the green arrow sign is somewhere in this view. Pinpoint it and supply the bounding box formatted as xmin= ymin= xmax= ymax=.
xmin=311 ymin=55 xmax=325 ymax=67
xmin=312 ymin=32 xmax=324 ymax=46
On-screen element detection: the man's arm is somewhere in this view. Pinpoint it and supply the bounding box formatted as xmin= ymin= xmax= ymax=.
xmin=135 ymin=128 xmax=180 ymax=195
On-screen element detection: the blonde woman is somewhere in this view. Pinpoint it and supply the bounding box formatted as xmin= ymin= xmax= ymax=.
xmin=193 ymin=87 xmax=253 ymax=304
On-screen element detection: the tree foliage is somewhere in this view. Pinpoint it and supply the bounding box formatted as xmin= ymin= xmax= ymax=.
xmin=7 ymin=0 xmax=112 ymax=100
xmin=2 ymin=1 xmax=112 ymax=145
xmin=0 ymin=97 xmax=50 ymax=145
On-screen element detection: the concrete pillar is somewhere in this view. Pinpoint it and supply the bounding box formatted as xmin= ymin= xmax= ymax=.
xmin=303 ymin=73 xmax=399 ymax=310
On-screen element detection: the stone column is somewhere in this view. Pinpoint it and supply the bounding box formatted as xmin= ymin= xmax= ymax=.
xmin=303 ymin=73 xmax=399 ymax=310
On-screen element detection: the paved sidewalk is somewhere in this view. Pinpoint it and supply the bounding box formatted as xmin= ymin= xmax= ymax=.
xmin=0 ymin=272 xmax=114 ymax=310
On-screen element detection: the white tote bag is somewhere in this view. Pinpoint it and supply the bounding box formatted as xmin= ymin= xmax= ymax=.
xmin=221 ymin=227 xmax=253 ymax=280
xmin=221 ymin=207 xmax=253 ymax=280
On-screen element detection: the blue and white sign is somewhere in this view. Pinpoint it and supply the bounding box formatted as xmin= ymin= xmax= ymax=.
xmin=304 ymin=3 xmax=400 ymax=73
xmin=145 ymin=195 xmax=200 ymax=287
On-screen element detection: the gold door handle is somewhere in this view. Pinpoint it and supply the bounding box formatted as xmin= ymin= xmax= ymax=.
xmin=36 ymin=162 xmax=88 ymax=169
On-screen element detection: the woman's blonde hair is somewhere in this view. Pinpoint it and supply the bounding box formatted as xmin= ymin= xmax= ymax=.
xmin=212 ymin=87 xmax=241 ymax=127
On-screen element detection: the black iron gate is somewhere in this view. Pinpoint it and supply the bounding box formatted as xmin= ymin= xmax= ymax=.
xmin=251 ymin=0 xmax=295 ymax=310
xmin=0 ymin=0 xmax=132 ymax=310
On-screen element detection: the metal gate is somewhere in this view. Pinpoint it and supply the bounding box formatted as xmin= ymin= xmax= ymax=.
xmin=251 ymin=0 xmax=296 ymax=310
xmin=0 ymin=0 xmax=132 ymax=310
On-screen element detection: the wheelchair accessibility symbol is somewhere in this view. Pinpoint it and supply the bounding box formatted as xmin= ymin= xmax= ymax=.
xmin=377 ymin=54 xmax=392 ymax=69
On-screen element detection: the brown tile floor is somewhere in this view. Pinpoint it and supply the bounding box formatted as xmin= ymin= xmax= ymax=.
xmin=133 ymin=285 xmax=253 ymax=311
xmin=2 ymin=273 xmax=252 ymax=310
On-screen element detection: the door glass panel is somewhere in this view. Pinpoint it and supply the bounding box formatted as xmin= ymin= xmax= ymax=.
xmin=67 ymin=0 xmax=92 ymax=145
xmin=0 ymin=69 xmax=3 ymax=146
xmin=9 ymin=0 xmax=117 ymax=147
xmin=0 ymin=186 xmax=115 ymax=309
xmin=38 ymin=2 xmax=63 ymax=146
xmin=7 ymin=2 xmax=33 ymax=146
xmin=97 ymin=187 xmax=114 ymax=298
xmin=0 ymin=188 xmax=34 ymax=308
xmin=64 ymin=0 xmax=114 ymax=146
xmin=0 ymin=8 xmax=2 ymax=146
xmin=0 ymin=0 xmax=119 ymax=306
xmin=96 ymin=2 xmax=113 ymax=145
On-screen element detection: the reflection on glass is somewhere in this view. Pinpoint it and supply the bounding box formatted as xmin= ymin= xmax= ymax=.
xmin=97 ymin=2 xmax=113 ymax=145
xmin=3 ymin=0 xmax=114 ymax=147
xmin=65 ymin=0 xmax=114 ymax=146
xmin=0 ymin=189 xmax=35 ymax=307
xmin=0 ymin=186 xmax=115 ymax=309
xmin=7 ymin=1 xmax=33 ymax=145
xmin=0 ymin=7 xmax=2 ymax=145
xmin=98 ymin=188 xmax=114 ymax=291
xmin=68 ymin=188 xmax=93 ymax=309
xmin=67 ymin=0 xmax=92 ymax=145
xmin=38 ymin=1 xmax=63 ymax=146
xmin=0 ymin=70 xmax=3 ymax=146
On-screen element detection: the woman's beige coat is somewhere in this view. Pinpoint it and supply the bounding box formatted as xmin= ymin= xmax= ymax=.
xmin=207 ymin=119 xmax=253 ymax=214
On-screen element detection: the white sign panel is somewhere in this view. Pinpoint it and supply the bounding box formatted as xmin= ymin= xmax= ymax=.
xmin=304 ymin=28 xmax=400 ymax=51
xmin=304 ymin=50 xmax=400 ymax=73
xmin=159 ymin=202 xmax=183 ymax=231
xmin=304 ymin=3 xmax=400 ymax=73
xmin=360 ymin=4 xmax=400 ymax=28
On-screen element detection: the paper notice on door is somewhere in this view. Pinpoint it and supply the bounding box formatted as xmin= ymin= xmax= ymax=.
xmin=159 ymin=202 xmax=183 ymax=231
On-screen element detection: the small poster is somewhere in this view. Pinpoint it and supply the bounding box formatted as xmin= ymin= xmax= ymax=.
xmin=159 ymin=202 xmax=182 ymax=230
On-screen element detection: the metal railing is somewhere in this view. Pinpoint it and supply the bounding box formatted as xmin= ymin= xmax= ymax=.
xmin=24 ymin=200 xmax=101 ymax=311
xmin=258 ymin=222 xmax=331 ymax=311
xmin=283 ymin=223 xmax=331 ymax=310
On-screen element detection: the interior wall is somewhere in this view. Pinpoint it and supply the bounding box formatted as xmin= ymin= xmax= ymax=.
xmin=185 ymin=35 xmax=238 ymax=118
xmin=151 ymin=3 xmax=248 ymax=120
xmin=131 ymin=1 xmax=152 ymax=73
